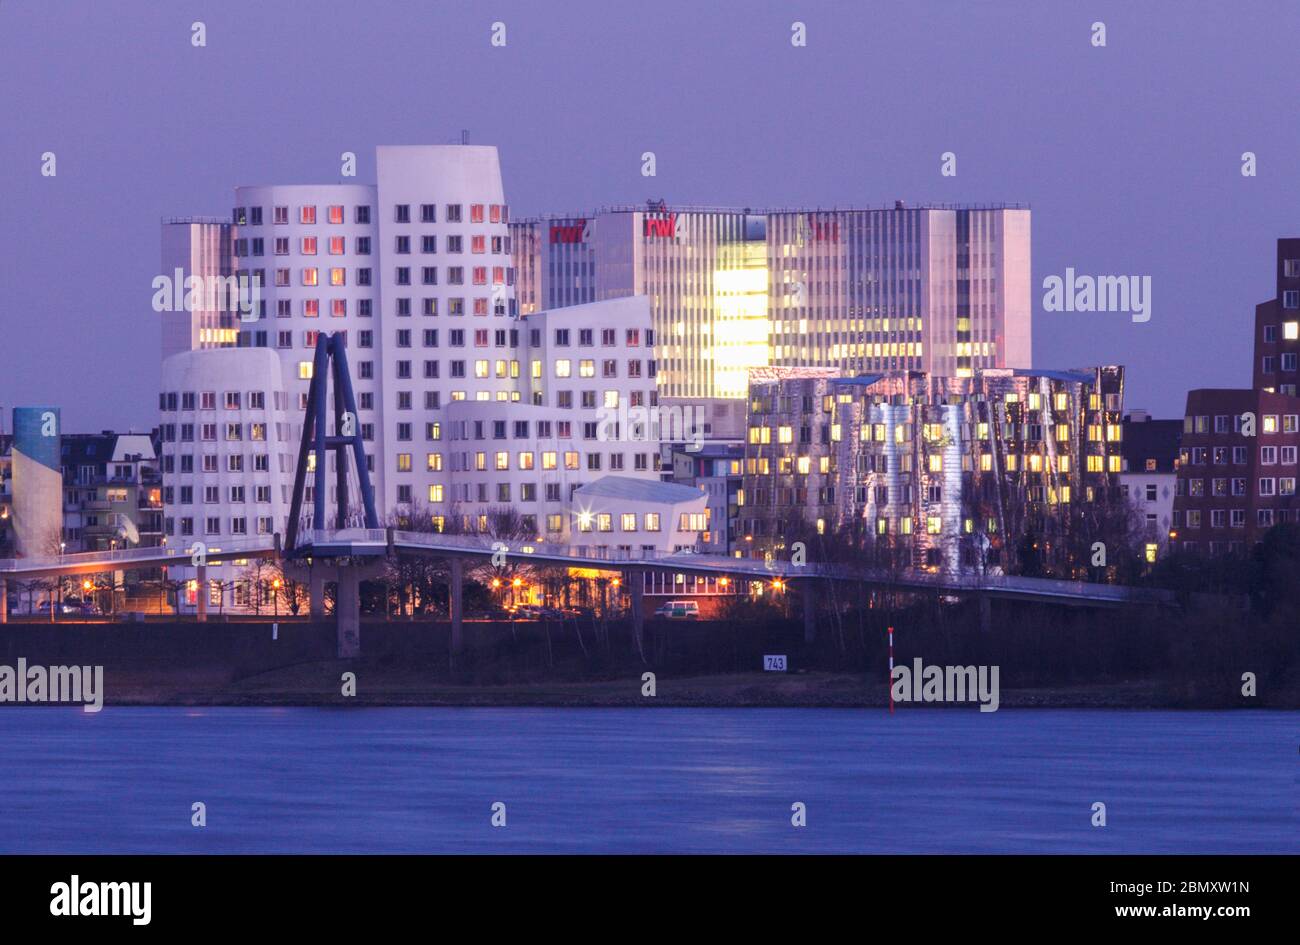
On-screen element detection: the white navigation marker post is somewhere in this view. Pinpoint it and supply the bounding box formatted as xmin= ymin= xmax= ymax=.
xmin=888 ymin=625 xmax=895 ymax=715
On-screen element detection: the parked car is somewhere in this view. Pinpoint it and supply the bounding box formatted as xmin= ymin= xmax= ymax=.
xmin=34 ymin=600 xmax=82 ymax=616
xmin=654 ymin=600 xmax=700 ymax=620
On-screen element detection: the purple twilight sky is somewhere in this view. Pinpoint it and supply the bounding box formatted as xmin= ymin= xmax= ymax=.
xmin=2 ymin=0 xmax=1298 ymax=432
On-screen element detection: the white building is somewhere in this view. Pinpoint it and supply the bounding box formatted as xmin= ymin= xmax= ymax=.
xmin=159 ymin=347 xmax=293 ymax=611
xmin=159 ymin=146 xmax=705 ymax=611
xmin=568 ymin=477 xmax=708 ymax=558
xmin=1119 ymin=411 xmax=1181 ymax=559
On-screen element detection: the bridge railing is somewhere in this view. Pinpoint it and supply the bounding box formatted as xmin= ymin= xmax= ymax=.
xmin=293 ymin=529 xmax=1174 ymax=604
xmin=0 ymin=536 xmax=275 ymax=573
xmin=309 ymin=528 xmax=387 ymax=546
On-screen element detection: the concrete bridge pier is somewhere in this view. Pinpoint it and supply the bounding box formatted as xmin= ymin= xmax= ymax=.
xmin=449 ymin=557 xmax=464 ymax=661
xmin=627 ymin=567 xmax=645 ymax=649
xmin=336 ymin=568 xmax=361 ymax=659
xmin=196 ymin=565 xmax=208 ymax=622
xmin=310 ymin=569 xmax=327 ymax=619
xmin=283 ymin=559 xmax=384 ymax=658
xmin=801 ymin=580 xmax=817 ymax=643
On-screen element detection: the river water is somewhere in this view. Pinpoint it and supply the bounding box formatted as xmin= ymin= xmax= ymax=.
xmin=0 ymin=707 xmax=1292 ymax=853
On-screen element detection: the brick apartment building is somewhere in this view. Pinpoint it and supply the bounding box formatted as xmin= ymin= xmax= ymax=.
xmin=1173 ymin=239 xmax=1300 ymax=553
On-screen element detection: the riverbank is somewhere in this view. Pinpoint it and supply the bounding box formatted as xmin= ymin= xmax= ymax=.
xmin=83 ymin=663 xmax=1267 ymax=709
xmin=1 ymin=614 xmax=1294 ymax=709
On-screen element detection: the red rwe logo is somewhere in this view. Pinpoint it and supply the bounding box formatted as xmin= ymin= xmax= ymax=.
xmin=549 ymin=220 xmax=588 ymax=244
xmin=643 ymin=213 xmax=678 ymax=239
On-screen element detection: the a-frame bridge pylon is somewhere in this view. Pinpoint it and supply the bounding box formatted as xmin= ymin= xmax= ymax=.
xmin=285 ymin=332 xmax=379 ymax=555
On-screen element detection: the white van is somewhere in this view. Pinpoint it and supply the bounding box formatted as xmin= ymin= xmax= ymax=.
xmin=654 ymin=600 xmax=700 ymax=619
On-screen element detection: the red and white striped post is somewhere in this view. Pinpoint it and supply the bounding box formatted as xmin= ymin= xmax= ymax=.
xmin=888 ymin=625 xmax=895 ymax=715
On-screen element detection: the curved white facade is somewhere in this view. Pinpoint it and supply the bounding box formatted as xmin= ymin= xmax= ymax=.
xmin=159 ymin=347 xmax=292 ymax=610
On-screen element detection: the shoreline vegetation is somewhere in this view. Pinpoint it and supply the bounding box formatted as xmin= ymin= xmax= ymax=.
xmin=83 ymin=665 xmax=1287 ymax=709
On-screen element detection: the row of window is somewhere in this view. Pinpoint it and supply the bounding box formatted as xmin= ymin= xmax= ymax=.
xmin=1184 ymin=414 xmax=1300 ymax=434
xmin=1176 ymin=508 xmax=1297 ymax=529
xmin=549 ymin=328 xmax=647 ymax=347
xmin=1260 ymin=354 xmax=1299 ymax=373
xmin=233 ymin=234 xmax=512 ymax=257
xmin=1182 ymin=444 xmax=1299 ymax=465
xmin=1261 ymin=321 xmax=1300 ymax=341
xmin=160 ymin=391 xmax=275 ymax=411
xmin=231 ymin=203 xmax=508 ymax=227
xmin=1178 ymin=476 xmax=1298 ymax=497
xmin=168 ymin=516 xmax=276 ymax=537
xmin=393 ymin=450 xmax=650 ymax=475
xmin=159 ymin=423 xmax=274 ymax=443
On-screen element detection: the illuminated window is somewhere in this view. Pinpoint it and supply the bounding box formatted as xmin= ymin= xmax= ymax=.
xmin=778 ymin=426 xmax=793 ymax=444
xmin=644 ymin=513 xmax=660 ymax=531
xmin=428 ymin=484 xmax=444 ymax=503
xmin=926 ymin=517 xmax=941 ymax=534
xmin=928 ymin=455 xmax=942 ymax=472
xmin=297 ymin=362 xmax=313 ymax=380
xmin=621 ymin=513 xmax=637 ymax=532
xmin=555 ymin=360 xmax=571 ymax=378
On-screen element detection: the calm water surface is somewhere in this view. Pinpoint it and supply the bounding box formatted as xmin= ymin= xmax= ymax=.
xmin=0 ymin=708 xmax=1293 ymax=853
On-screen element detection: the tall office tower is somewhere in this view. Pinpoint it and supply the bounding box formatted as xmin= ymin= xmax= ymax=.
xmin=512 ymin=203 xmax=1032 ymax=400
xmin=159 ymin=218 xmax=238 ymax=360
xmin=766 ymin=206 xmax=1031 ymax=379
xmin=514 ymin=206 xmax=768 ymax=401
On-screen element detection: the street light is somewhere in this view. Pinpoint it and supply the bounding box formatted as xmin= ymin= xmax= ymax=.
xmin=272 ymin=577 xmax=282 ymax=618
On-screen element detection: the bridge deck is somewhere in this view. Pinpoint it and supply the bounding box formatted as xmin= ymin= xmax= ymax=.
xmin=0 ymin=529 xmax=1175 ymax=606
